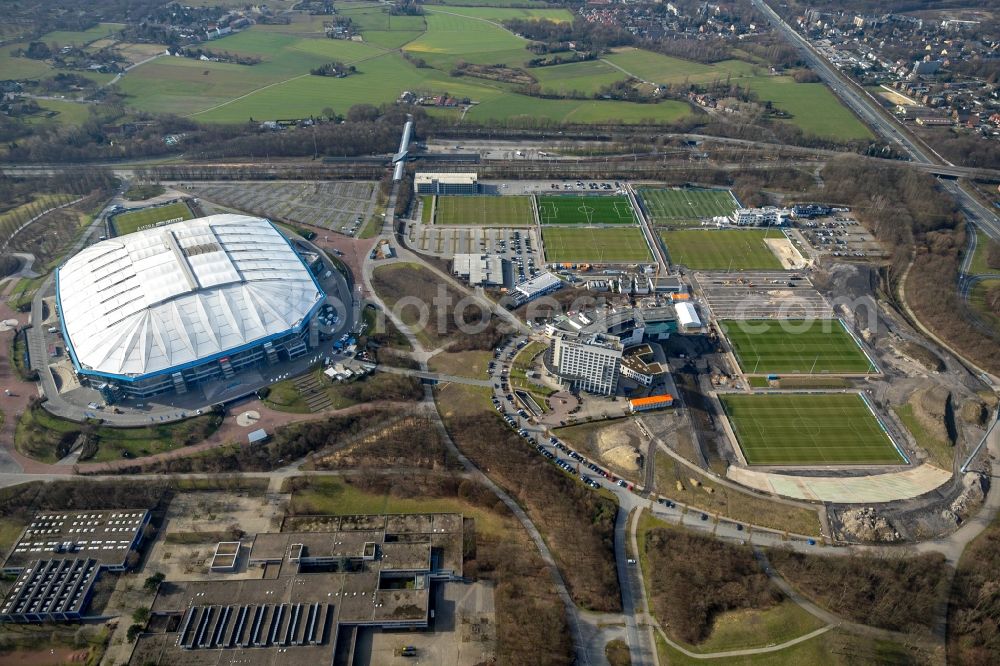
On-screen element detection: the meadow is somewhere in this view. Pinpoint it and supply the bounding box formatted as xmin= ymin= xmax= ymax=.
xmin=112 ymin=201 xmax=194 ymax=236
xmin=661 ymin=229 xmax=784 ymax=270
xmin=538 ymin=195 xmax=636 ymax=225
xmin=640 ymin=188 xmax=738 ymax=223
xmin=542 ymin=227 xmax=651 ymax=263
xmin=720 ymin=319 xmax=876 ymax=374
xmin=745 ymin=76 xmax=873 ymax=141
xmin=434 ymin=195 xmax=535 ymax=226
xmin=719 ymin=393 xmax=905 ymax=466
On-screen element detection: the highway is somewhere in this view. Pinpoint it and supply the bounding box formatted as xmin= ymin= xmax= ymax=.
xmin=750 ymin=0 xmax=1000 ymax=244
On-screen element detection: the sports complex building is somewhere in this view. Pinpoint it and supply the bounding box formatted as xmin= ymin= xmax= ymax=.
xmin=56 ymin=215 xmax=326 ymax=400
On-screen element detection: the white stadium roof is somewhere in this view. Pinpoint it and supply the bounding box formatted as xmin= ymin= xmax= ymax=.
xmin=58 ymin=214 xmax=323 ymax=379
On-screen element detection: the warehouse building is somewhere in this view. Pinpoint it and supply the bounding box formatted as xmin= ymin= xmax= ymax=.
xmin=674 ymin=301 xmax=702 ymax=330
xmin=0 ymin=509 xmax=151 ymax=624
xmin=452 ymin=253 xmax=508 ymax=287
xmin=628 ymin=394 xmax=674 ymax=413
xmin=56 ymin=215 xmax=326 ymax=400
xmin=414 ymin=172 xmax=479 ymax=195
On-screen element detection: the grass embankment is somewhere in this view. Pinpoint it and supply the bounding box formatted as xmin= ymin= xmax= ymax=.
xmin=893 ymin=404 xmax=954 ymax=470
xmin=652 ymin=451 xmax=821 ymax=536
xmin=15 ymin=406 xmax=222 ymax=463
xmin=509 ymin=341 xmax=555 ymax=408
xmin=264 ymin=369 xmax=422 ymax=413
xmin=428 ymin=350 xmax=493 ymax=379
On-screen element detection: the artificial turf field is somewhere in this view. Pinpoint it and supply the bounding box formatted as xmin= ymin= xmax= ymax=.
xmin=537 ymin=195 xmax=637 ymax=225
xmin=112 ymin=201 xmax=194 ymax=236
xmin=719 ymin=393 xmax=904 ymax=466
xmin=721 ymin=319 xmax=876 ymax=374
xmin=434 ymin=195 xmax=535 ymax=226
xmin=640 ymin=188 xmax=738 ymax=223
xmin=661 ymin=229 xmax=784 ymax=270
xmin=542 ymin=227 xmax=651 ymax=263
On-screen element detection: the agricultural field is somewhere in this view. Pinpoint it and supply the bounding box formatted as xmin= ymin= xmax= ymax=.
xmin=745 ymin=76 xmax=873 ymax=141
xmin=720 ymin=319 xmax=876 ymax=375
xmin=114 ymin=14 xmax=694 ymax=125
xmin=111 ymin=201 xmax=193 ymax=236
xmin=661 ymin=229 xmax=784 ymax=270
xmin=719 ymin=393 xmax=905 ymax=466
xmin=178 ymin=181 xmax=377 ymax=234
xmin=538 ymin=195 xmax=636 ymax=225
xmin=531 ymin=59 xmax=629 ymax=96
xmin=433 ymin=195 xmax=535 ymax=226
xmin=605 ymin=48 xmax=760 ymax=85
xmin=640 ymin=188 xmax=738 ymax=224
xmin=542 ymin=227 xmax=651 ymax=263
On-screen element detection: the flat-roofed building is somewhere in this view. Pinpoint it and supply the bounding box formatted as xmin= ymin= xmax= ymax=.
xmin=3 ymin=509 xmax=150 ymax=573
xmin=414 ymin=172 xmax=479 ymax=195
xmin=0 ymin=558 xmax=100 ymax=623
xmin=551 ymin=334 xmax=622 ymax=396
xmin=452 ymin=253 xmax=506 ymax=286
xmin=629 ymin=394 xmax=674 ymax=412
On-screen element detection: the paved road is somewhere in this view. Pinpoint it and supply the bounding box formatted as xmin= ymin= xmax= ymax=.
xmin=615 ymin=508 xmax=656 ymax=666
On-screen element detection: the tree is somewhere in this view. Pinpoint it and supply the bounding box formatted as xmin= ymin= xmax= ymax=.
xmin=132 ymin=607 xmax=150 ymax=624
xmin=143 ymin=572 xmax=165 ymax=592
xmin=126 ymin=623 xmax=144 ymax=643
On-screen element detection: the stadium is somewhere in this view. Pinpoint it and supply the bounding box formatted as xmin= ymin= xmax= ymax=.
xmin=56 ymin=214 xmax=326 ymax=400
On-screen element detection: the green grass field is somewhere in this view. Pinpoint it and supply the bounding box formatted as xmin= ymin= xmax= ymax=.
xmin=744 ymin=76 xmax=873 ymax=141
xmin=969 ymin=279 xmax=1000 ymax=331
xmin=531 ymin=59 xmax=629 ymax=96
xmin=661 ymin=229 xmax=784 ymax=270
xmin=720 ymin=319 xmax=876 ymax=374
xmin=605 ymin=48 xmax=759 ymax=85
xmin=538 ymin=195 xmax=636 ymax=225
xmin=968 ymin=229 xmax=998 ymax=276
xmin=641 ymin=188 xmax=738 ymax=223
xmin=112 ymin=201 xmax=194 ymax=236
xmin=542 ymin=227 xmax=651 ymax=263
xmin=115 ymin=14 xmax=694 ymax=125
xmin=434 ymin=195 xmax=534 ymax=226
xmin=719 ymin=393 xmax=904 ymax=466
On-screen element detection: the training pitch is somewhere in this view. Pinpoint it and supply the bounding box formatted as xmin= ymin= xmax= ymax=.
xmin=537 ymin=195 xmax=637 ymax=225
xmin=640 ymin=188 xmax=738 ymax=223
xmin=433 ymin=195 xmax=534 ymax=226
xmin=542 ymin=227 xmax=651 ymax=263
xmin=720 ymin=393 xmax=904 ymax=466
xmin=112 ymin=201 xmax=194 ymax=236
xmin=661 ymin=229 xmax=784 ymax=270
xmin=721 ymin=319 xmax=876 ymax=374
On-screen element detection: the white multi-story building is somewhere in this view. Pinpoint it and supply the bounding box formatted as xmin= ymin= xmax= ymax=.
xmin=551 ymin=334 xmax=622 ymax=396
xmin=729 ymin=207 xmax=791 ymax=227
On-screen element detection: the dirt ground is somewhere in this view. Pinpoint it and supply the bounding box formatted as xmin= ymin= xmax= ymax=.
xmin=0 ymin=647 xmax=90 ymax=665
xmin=764 ymin=237 xmax=809 ymax=269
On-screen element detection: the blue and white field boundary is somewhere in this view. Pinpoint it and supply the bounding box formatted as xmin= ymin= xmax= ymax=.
xmin=858 ymin=391 xmax=911 ymax=464
xmin=838 ymin=317 xmax=881 ymax=374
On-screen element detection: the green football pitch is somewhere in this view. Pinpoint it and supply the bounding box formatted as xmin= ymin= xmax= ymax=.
xmin=433 ymin=195 xmax=535 ymax=226
xmin=640 ymin=188 xmax=738 ymax=223
xmin=542 ymin=227 xmax=651 ymax=263
xmin=719 ymin=393 xmax=905 ymax=466
xmin=537 ymin=195 xmax=637 ymax=225
xmin=721 ymin=319 xmax=876 ymax=374
xmin=113 ymin=201 xmax=194 ymax=236
xmin=661 ymin=229 xmax=784 ymax=270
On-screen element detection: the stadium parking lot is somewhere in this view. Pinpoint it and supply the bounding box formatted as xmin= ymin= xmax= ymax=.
xmin=796 ymin=215 xmax=886 ymax=259
xmin=693 ymin=271 xmax=834 ymax=319
xmin=405 ymin=223 xmax=543 ymax=279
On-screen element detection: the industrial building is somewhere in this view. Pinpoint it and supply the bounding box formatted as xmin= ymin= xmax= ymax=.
xmin=414 ymin=172 xmax=479 ymax=195
xmin=0 ymin=510 xmax=151 ymax=624
xmin=130 ymin=514 xmax=464 ymax=665
xmin=452 ymin=253 xmax=508 ymax=287
xmin=56 ymin=215 xmax=326 ymax=400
